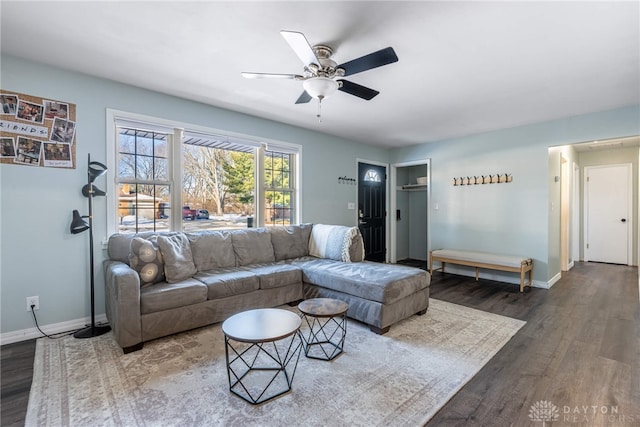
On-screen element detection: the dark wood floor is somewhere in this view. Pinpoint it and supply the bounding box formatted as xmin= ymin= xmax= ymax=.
xmin=1 ymin=262 xmax=638 ymax=426
xmin=426 ymin=261 xmax=640 ymax=426
xmin=1 ymin=337 xmax=35 ymax=427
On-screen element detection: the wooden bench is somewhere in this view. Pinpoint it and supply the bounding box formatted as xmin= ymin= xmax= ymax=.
xmin=429 ymin=249 xmax=533 ymax=292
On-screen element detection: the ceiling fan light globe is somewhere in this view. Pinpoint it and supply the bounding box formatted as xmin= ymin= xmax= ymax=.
xmin=303 ymin=77 xmax=339 ymax=99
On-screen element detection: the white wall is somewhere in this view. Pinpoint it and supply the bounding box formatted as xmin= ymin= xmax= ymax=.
xmin=0 ymin=55 xmax=389 ymax=336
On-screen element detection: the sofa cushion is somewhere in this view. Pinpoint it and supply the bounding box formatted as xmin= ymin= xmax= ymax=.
xmin=157 ymin=234 xmax=197 ymax=283
xmin=295 ymin=258 xmax=429 ymax=305
xmin=187 ymin=231 xmax=236 ymax=271
xmin=244 ymin=263 xmax=302 ymax=290
xmin=309 ymin=224 xmax=365 ymax=262
xmin=231 ymin=228 xmax=275 ymax=266
xmin=140 ymin=278 xmax=207 ymax=314
xmin=129 ymin=236 xmax=165 ymax=285
xmin=270 ymin=224 xmax=312 ymax=261
xmin=194 ymin=268 xmax=260 ymax=299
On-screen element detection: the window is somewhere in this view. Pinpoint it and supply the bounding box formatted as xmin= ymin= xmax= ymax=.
xmin=364 ymin=169 xmax=381 ymax=182
xmin=264 ymin=151 xmax=294 ymax=226
xmin=108 ymin=111 xmax=300 ymax=234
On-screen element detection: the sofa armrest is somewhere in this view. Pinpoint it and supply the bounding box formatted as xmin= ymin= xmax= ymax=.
xmin=104 ymin=260 xmax=142 ymax=351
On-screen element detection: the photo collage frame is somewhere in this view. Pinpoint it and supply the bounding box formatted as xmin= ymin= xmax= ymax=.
xmin=0 ymin=90 xmax=76 ymax=169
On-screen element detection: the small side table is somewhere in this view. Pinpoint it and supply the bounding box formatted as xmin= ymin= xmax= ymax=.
xmin=222 ymin=308 xmax=302 ymax=404
xmin=298 ymin=298 xmax=349 ymax=361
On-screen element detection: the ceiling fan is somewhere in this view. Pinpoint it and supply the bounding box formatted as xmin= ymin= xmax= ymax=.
xmin=242 ymin=30 xmax=398 ymax=119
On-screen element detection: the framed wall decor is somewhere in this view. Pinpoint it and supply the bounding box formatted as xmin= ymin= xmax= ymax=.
xmin=0 ymin=90 xmax=76 ymax=169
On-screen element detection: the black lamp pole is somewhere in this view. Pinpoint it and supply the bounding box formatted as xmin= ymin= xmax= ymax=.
xmin=71 ymin=154 xmax=111 ymax=339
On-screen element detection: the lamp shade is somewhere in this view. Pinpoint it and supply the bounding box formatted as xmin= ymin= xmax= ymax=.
xmin=302 ymin=77 xmax=339 ymax=100
xmin=70 ymin=210 xmax=90 ymax=234
xmin=82 ymin=184 xmax=106 ymax=197
xmin=88 ymin=160 xmax=107 ymax=183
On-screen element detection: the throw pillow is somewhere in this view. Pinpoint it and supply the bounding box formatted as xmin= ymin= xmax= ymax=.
xmin=270 ymin=223 xmax=312 ymax=261
xmin=309 ymin=224 xmax=364 ymax=262
xmin=157 ymin=233 xmax=197 ymax=283
xmin=129 ymin=236 xmax=165 ymax=285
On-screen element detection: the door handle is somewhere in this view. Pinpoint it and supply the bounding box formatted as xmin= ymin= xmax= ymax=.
xmin=359 ymin=220 xmax=367 ymax=225
xmin=621 ymin=218 xmax=627 ymax=223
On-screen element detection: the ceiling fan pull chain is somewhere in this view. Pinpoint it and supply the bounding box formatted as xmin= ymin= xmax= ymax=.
xmin=317 ymin=96 xmax=323 ymax=122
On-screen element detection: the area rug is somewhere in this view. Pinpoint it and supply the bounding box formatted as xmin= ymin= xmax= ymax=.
xmin=26 ymin=299 xmax=525 ymax=427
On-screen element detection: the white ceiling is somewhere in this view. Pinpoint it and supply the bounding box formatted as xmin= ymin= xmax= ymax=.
xmin=1 ymin=1 xmax=639 ymax=148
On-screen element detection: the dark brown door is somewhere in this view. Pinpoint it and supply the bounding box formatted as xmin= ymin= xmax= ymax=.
xmin=358 ymin=162 xmax=386 ymax=262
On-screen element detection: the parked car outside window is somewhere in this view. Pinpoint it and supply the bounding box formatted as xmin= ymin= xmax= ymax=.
xmin=182 ymin=206 xmax=196 ymax=220
xmin=196 ymin=209 xmax=209 ymax=219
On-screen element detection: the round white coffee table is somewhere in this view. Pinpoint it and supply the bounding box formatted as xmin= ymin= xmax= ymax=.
xmin=222 ymin=308 xmax=302 ymax=404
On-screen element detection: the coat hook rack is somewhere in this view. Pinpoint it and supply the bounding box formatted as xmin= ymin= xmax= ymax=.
xmin=453 ymin=173 xmax=512 ymax=186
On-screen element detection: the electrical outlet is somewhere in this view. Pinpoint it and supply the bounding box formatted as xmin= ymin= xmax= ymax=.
xmin=26 ymin=296 xmax=39 ymax=311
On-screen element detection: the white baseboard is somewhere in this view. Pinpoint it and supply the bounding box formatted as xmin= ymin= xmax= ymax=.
xmin=547 ymin=272 xmax=562 ymax=288
xmin=0 ymin=314 xmax=108 ymax=346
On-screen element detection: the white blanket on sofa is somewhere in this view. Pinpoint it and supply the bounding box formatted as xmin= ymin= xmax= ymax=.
xmin=309 ymin=224 xmax=360 ymax=262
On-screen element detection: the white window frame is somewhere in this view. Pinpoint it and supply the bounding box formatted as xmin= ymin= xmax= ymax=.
xmin=105 ymin=109 xmax=301 ymax=236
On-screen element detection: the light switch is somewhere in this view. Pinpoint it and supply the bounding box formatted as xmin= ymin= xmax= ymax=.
xmin=347 ymin=202 xmax=355 ymax=210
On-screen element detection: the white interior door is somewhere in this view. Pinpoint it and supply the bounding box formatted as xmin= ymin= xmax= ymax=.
xmin=585 ymin=164 xmax=632 ymax=264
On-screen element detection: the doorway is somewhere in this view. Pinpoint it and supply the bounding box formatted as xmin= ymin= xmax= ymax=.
xmin=584 ymin=163 xmax=633 ymax=265
xmin=389 ymin=159 xmax=430 ymax=264
xmin=358 ymin=162 xmax=386 ymax=262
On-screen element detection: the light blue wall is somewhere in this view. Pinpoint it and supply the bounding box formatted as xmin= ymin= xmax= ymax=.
xmin=391 ymin=105 xmax=640 ymax=284
xmin=0 ymin=55 xmax=388 ymax=334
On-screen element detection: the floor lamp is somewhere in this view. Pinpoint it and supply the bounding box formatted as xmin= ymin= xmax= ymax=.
xmin=70 ymin=154 xmax=111 ymax=338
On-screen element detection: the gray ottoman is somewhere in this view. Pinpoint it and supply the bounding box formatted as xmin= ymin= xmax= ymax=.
xmin=296 ymin=259 xmax=430 ymax=334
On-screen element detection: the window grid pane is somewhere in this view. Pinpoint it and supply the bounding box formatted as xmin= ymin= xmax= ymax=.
xmin=117 ymin=128 xmax=171 ymax=234
xmin=117 ymin=184 xmax=170 ymax=234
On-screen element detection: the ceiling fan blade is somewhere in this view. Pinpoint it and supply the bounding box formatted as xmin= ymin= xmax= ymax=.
xmin=241 ymin=72 xmax=303 ymax=80
xmin=338 ymin=47 xmax=398 ymax=77
xmin=295 ymin=91 xmax=312 ymax=104
xmin=338 ymin=80 xmax=380 ymax=100
xmin=280 ymin=30 xmax=319 ymax=66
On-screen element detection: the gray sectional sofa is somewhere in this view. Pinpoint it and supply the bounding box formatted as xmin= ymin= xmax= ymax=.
xmin=104 ymin=224 xmax=430 ymax=353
